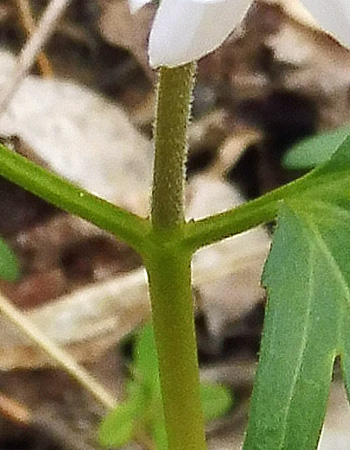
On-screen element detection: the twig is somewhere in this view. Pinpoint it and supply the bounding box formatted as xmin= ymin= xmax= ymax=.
xmin=0 ymin=292 xmax=116 ymax=409
xmin=0 ymin=0 xmax=71 ymax=114
xmin=15 ymin=0 xmax=53 ymax=77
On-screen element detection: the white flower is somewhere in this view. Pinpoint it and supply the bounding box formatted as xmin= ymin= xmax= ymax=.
xmin=129 ymin=0 xmax=252 ymax=68
xmin=148 ymin=0 xmax=252 ymax=68
xmin=128 ymin=0 xmax=350 ymax=69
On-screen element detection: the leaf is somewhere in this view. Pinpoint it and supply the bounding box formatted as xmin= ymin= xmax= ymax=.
xmin=98 ymin=400 xmax=137 ymax=448
xmin=243 ymin=199 xmax=350 ymax=450
xmin=105 ymin=323 xmax=232 ymax=449
xmin=283 ymin=126 xmax=350 ymax=170
xmin=153 ymin=419 xmax=168 ymax=450
xmin=133 ymin=322 xmax=160 ymax=395
xmin=286 ymin=133 xmax=350 ymax=207
xmin=127 ymin=323 xmax=167 ymax=448
xmin=131 ymin=325 xmax=164 ymax=419
xmin=200 ymin=383 xmax=232 ymax=422
xmin=0 ymin=237 xmax=19 ymax=281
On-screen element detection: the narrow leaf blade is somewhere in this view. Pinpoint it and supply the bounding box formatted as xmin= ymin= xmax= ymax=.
xmin=243 ymin=205 xmax=339 ymax=450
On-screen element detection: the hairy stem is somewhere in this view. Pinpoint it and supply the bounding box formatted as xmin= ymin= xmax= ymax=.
xmin=152 ymin=65 xmax=194 ymax=230
xmin=149 ymin=63 xmax=206 ymax=450
xmin=181 ymin=167 xmax=323 ymax=252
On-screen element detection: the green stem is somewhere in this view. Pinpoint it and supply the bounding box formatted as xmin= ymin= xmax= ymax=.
xmin=152 ymin=65 xmax=194 ymax=230
xmin=146 ymin=250 xmax=206 ymax=450
xmin=183 ymin=187 xmax=284 ymax=251
xmin=181 ymin=165 xmax=327 ymax=252
xmin=0 ymin=145 xmax=151 ymax=254
xmin=148 ymin=64 xmax=206 ymax=450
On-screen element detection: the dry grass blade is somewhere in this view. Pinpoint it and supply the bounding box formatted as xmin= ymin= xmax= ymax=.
xmin=0 ymin=0 xmax=71 ymax=114
xmin=15 ymin=0 xmax=53 ymax=77
xmin=0 ymin=291 xmax=115 ymax=409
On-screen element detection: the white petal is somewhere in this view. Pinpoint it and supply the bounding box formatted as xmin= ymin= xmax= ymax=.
xmin=128 ymin=0 xmax=151 ymax=14
xmin=300 ymin=0 xmax=350 ymax=47
xmin=149 ymin=0 xmax=252 ymax=68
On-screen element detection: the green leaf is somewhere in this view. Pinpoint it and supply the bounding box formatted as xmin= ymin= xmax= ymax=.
xmin=133 ymin=323 xmax=161 ymax=399
xmin=0 ymin=237 xmax=19 ymax=281
xmin=98 ymin=400 xmax=137 ymax=448
xmin=153 ymin=419 xmax=168 ymax=450
xmin=133 ymin=323 xmax=159 ymax=379
xmin=122 ymin=324 xmax=166 ymax=448
xmin=243 ymin=199 xmax=350 ymax=450
xmin=200 ymin=383 xmax=232 ymax=422
xmin=274 ymin=133 xmax=350 ymax=212
xmin=131 ymin=323 xmax=232 ymax=447
xmin=283 ymin=126 xmax=350 ymax=170
xmin=105 ymin=323 xmax=232 ymax=449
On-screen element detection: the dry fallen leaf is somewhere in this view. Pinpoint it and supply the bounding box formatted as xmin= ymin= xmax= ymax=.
xmin=0 ymin=50 xmax=153 ymax=215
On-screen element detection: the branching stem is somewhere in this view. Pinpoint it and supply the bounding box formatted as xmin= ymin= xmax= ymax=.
xmin=148 ymin=64 xmax=206 ymax=450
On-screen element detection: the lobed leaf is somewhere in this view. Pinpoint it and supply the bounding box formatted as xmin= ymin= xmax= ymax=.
xmin=244 ymin=134 xmax=350 ymax=447
xmin=244 ymin=150 xmax=350 ymax=449
xmin=243 ymin=204 xmax=341 ymax=449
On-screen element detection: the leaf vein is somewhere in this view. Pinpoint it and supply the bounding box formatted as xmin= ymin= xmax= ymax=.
xmin=300 ymin=210 xmax=350 ymax=307
xmin=278 ymin=240 xmax=314 ymax=449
